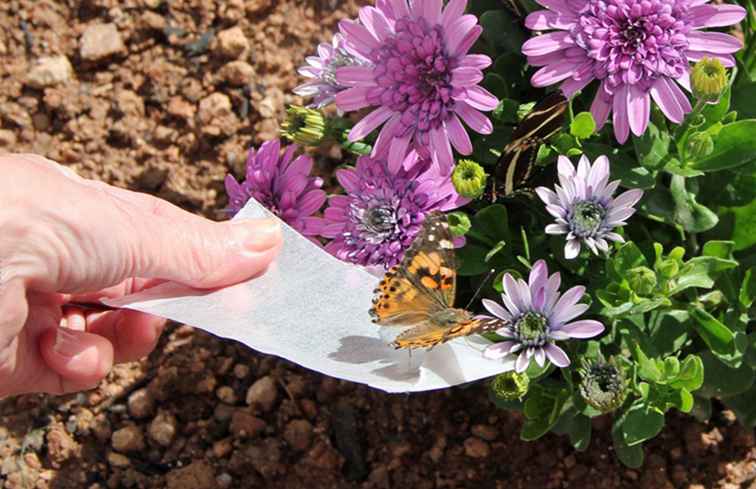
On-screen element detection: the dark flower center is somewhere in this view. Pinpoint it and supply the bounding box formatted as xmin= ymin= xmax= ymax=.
xmin=513 ymin=311 xmax=549 ymax=347
xmin=369 ymin=18 xmax=456 ymax=135
xmin=569 ymin=201 xmax=606 ymax=237
xmin=351 ymin=202 xmax=398 ymax=245
xmin=579 ymin=360 xmax=627 ymax=412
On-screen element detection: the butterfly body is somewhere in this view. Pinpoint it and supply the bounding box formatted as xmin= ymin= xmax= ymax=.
xmin=369 ymin=212 xmax=507 ymax=350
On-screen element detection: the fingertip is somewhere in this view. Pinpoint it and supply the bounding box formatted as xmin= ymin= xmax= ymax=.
xmin=39 ymin=328 xmax=113 ymax=385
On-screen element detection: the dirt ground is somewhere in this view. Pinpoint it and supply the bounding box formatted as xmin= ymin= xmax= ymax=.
xmin=1 ymin=1 xmax=755 ymax=488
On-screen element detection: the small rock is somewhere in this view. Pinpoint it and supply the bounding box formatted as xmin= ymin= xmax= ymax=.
xmin=107 ymin=452 xmax=130 ymax=468
xmin=149 ymin=411 xmax=177 ymax=447
xmin=233 ymin=364 xmax=250 ymax=379
xmin=230 ymin=411 xmax=266 ymax=438
xmin=216 ymin=386 xmax=238 ymax=405
xmin=116 ymin=90 xmax=145 ymax=117
xmin=463 ymin=437 xmax=490 ymax=458
xmin=80 ymin=23 xmax=125 ymax=61
xmin=471 ymin=424 xmax=499 ymax=441
xmin=198 ymin=93 xmax=233 ymax=125
xmin=111 ymin=425 xmax=145 ymax=453
xmin=216 ymin=473 xmax=233 ymax=488
xmin=127 ymin=388 xmax=155 ymax=419
xmin=215 ymin=27 xmax=249 ymax=59
xmin=47 ymin=426 xmax=79 ymax=466
xmin=245 ymin=376 xmax=278 ymax=412
xmin=32 ymin=113 xmax=50 ymax=132
xmin=26 ymin=56 xmax=73 ymax=89
xmin=141 ymin=11 xmax=165 ymax=30
xmin=166 ymin=460 xmax=215 ymax=489
xmin=283 ymin=419 xmax=313 ymax=451
xmin=220 ymin=61 xmax=255 ymax=86
xmin=0 ymin=129 xmax=18 ymax=148
xmin=213 ymin=438 xmax=232 ymax=458
xmin=167 ymin=96 xmax=196 ymax=121
xmin=563 ymin=454 xmax=577 ymax=469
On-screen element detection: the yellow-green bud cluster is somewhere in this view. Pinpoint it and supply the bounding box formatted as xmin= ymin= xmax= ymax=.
xmin=691 ymin=58 xmax=728 ymax=103
xmin=490 ymin=371 xmax=530 ymax=401
xmin=452 ymin=159 xmax=488 ymax=199
xmin=281 ymin=106 xmax=326 ymax=146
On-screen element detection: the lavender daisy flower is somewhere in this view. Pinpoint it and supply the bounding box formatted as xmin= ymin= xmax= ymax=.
xmin=225 ymin=139 xmax=326 ymax=236
xmin=521 ymin=0 xmax=746 ymax=143
xmin=535 ymin=155 xmax=643 ymax=259
xmin=294 ymin=33 xmax=370 ymax=109
xmin=482 ymin=260 xmax=604 ymax=372
xmin=334 ymin=0 xmax=498 ymax=174
xmin=309 ymin=150 xmax=466 ymax=268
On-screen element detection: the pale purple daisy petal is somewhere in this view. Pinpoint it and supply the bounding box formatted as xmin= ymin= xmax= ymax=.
xmin=545 ymin=344 xmax=570 ymax=367
xmin=558 ymin=320 xmax=605 ymax=338
xmin=484 ymin=341 xmax=518 ymax=360
xmin=483 ymin=298 xmax=512 ymax=321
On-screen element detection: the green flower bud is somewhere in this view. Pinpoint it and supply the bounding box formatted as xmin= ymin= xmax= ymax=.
xmin=657 ymin=258 xmax=680 ymax=279
xmin=686 ymin=132 xmax=715 ymax=159
xmin=578 ymin=358 xmax=627 ymax=414
xmin=452 ymin=160 xmax=488 ymax=199
xmin=691 ymin=57 xmax=728 ymax=103
xmin=281 ymin=106 xmax=326 ymax=146
xmin=490 ymin=371 xmax=530 ymax=401
xmin=627 ymin=266 xmax=657 ymax=296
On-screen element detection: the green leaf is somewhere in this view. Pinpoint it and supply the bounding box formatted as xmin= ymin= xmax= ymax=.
xmin=668 ymin=355 xmax=704 ymax=392
xmin=634 ymin=343 xmax=662 ymax=382
xmin=485 ymin=240 xmax=508 ymax=262
xmin=669 ymin=175 xmax=719 ymax=233
xmin=689 ymin=120 xmax=756 ymax=172
xmin=689 ymin=307 xmax=736 ymax=356
xmin=473 ymin=205 xmax=511 ymax=243
xmin=566 ymin=414 xmax=592 ymax=451
xmin=570 ymin=112 xmax=596 ymax=139
xmin=521 ymin=385 xmax=570 ymax=441
xmin=482 ymin=73 xmax=510 ymax=100
xmin=731 ymin=198 xmax=756 ymax=251
xmin=701 ymin=82 xmax=732 ymax=126
xmin=740 ymin=268 xmax=755 ymax=309
xmin=492 ymin=98 xmax=519 ymax=124
xmin=582 ymin=143 xmax=657 ymax=189
xmin=612 ymin=429 xmax=645 ymax=468
xmin=457 ymin=244 xmax=491 ymax=276
xmin=672 ymin=388 xmax=695 ymax=413
xmin=699 ymin=351 xmax=754 ymax=398
xmin=480 ymin=10 xmax=526 ymax=55
xmin=613 ymin=242 xmax=648 ymax=275
xmin=633 ymin=121 xmax=670 ymax=169
xmin=669 ymin=255 xmax=738 ymax=295
xmin=621 ymin=401 xmax=665 ymax=446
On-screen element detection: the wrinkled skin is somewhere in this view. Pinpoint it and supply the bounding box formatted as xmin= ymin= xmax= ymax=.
xmin=0 ymin=154 xmax=282 ymax=398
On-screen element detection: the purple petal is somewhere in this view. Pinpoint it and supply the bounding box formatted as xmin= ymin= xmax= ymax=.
xmin=535 ymin=186 xmax=558 ymax=205
xmin=611 ymin=188 xmax=644 ymax=209
xmin=388 ymin=136 xmax=412 ymax=173
xmin=545 ymin=223 xmax=568 ymax=234
xmin=525 ymin=10 xmax=576 ymax=29
xmin=628 ymin=84 xmax=650 ymax=137
xmin=551 ymin=303 xmax=589 ymax=325
xmin=531 ymin=60 xmax=578 ymax=87
xmin=446 ymin=115 xmax=473 ymax=155
xmin=515 ymin=351 xmax=531 ymax=372
xmin=336 ymin=168 xmax=360 ymax=193
xmin=484 ymin=341 xmax=518 ymax=360
xmin=688 ymin=31 xmax=743 ymax=53
xmin=338 ymin=19 xmax=379 ymax=57
xmin=429 ymin=126 xmax=454 ymax=175
xmin=452 ymin=24 xmax=483 ymax=57
xmin=483 ymin=299 xmax=512 ymax=320
xmin=534 ymin=347 xmax=546 ymax=367
xmin=460 ymin=54 xmax=492 ymax=70
xmin=650 ymin=77 xmax=684 ymax=123
xmin=687 ymin=51 xmax=736 ymax=68
xmin=521 ymin=31 xmax=573 ymax=57
xmin=690 ymin=4 xmax=746 ymax=28
xmin=442 ymin=0 xmax=467 ymax=29
xmin=544 ymin=344 xmax=570 ymax=368
xmin=550 ymin=285 xmax=586 ymax=326
xmin=561 ymin=75 xmax=594 ymax=98
xmin=558 ymin=320 xmax=604 ymax=338
xmin=451 ymin=67 xmax=483 ymax=87
xmin=590 ymin=90 xmax=612 ymax=129
xmin=612 ymin=84 xmax=630 ymax=143
xmin=336 ymin=66 xmax=376 ymax=87
xmin=359 ymin=6 xmax=393 ymax=41
xmin=336 ymin=86 xmax=372 ymax=112
xmin=445 ymin=14 xmax=477 ymax=52
xmin=463 ymin=86 xmax=499 ymax=111
xmin=350 ymin=106 xmax=393 ymax=141
xmin=298 ymin=189 xmax=327 ymax=216
xmin=455 ymin=102 xmax=493 ymax=134
xmin=504 ymin=274 xmax=529 ymax=313
xmin=529 ymin=259 xmax=548 ymax=292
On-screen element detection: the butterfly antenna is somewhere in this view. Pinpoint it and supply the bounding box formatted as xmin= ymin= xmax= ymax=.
xmin=464 ymin=269 xmax=497 ymax=310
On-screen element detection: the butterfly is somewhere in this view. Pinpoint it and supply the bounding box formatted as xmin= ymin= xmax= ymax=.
xmin=489 ymin=92 xmax=568 ymax=202
xmin=369 ymin=212 xmax=508 ymax=350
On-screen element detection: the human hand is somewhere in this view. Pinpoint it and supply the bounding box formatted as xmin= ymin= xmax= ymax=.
xmin=0 ymin=154 xmax=282 ymax=398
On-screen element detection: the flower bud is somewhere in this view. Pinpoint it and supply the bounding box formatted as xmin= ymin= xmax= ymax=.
xmin=691 ymin=57 xmax=727 ymax=103
xmin=452 ymin=160 xmax=488 ymax=199
xmin=281 ymin=106 xmax=326 ymax=146
xmin=627 ymin=266 xmax=657 ymax=296
xmin=686 ymin=132 xmax=715 ymax=159
xmin=578 ymin=358 xmax=627 ymax=414
xmin=490 ymin=371 xmax=530 ymax=401
xmin=657 ymin=258 xmax=680 ymax=279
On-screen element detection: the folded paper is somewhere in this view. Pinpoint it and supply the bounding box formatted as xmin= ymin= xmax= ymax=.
xmin=107 ymin=199 xmax=515 ymax=393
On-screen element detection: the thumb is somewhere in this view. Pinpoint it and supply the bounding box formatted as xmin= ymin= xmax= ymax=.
xmin=39 ymin=327 xmax=114 ymax=392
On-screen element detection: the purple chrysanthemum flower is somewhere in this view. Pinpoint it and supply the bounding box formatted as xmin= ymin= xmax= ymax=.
xmin=522 ymin=0 xmax=746 ymax=143
xmin=334 ymin=0 xmax=498 ymax=174
xmin=309 ymin=150 xmax=467 ymax=268
xmin=482 ymin=260 xmax=604 ymax=372
xmin=535 ymin=155 xmax=643 ymax=259
xmin=294 ymin=33 xmax=371 ymax=108
xmin=224 ymin=140 xmax=326 ymax=235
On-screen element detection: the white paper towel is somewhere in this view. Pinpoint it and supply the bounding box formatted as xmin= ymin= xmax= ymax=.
xmin=107 ymin=199 xmax=515 ymax=393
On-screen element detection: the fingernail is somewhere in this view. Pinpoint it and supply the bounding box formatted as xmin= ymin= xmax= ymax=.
xmin=232 ymin=218 xmax=281 ymax=252
xmin=53 ymin=327 xmax=83 ymax=357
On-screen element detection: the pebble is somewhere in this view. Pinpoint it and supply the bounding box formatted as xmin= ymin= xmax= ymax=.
xmin=149 ymin=411 xmax=177 ymax=447
xmin=463 ymin=437 xmax=490 ymax=459
xmin=233 ymin=364 xmax=250 ymax=379
xmin=230 ymin=410 xmax=266 ymax=438
xmin=26 ymin=56 xmax=73 ymax=89
xmin=198 ymin=93 xmax=233 ymax=125
xmin=216 ymin=386 xmax=238 ymax=405
xmin=0 ymin=129 xmax=18 ymax=148
xmin=212 ymin=438 xmax=232 ymax=458
xmin=216 ymin=472 xmax=233 ymax=488
xmin=47 ymin=426 xmax=79 ymax=465
xmin=245 ymin=376 xmax=278 ymax=412
xmin=220 ymin=61 xmax=255 ymax=86
xmin=127 ymin=388 xmax=155 ymax=419
xmin=471 ymin=424 xmax=499 ymax=441
xmin=80 ymin=23 xmax=125 ymax=61
xmin=167 ymin=96 xmax=196 ymax=121
xmin=107 ymin=452 xmax=130 ymax=468
xmin=283 ymin=419 xmax=313 ymax=451
xmin=215 ymin=26 xmax=249 ymax=59
xmin=111 ymin=425 xmax=145 ymax=453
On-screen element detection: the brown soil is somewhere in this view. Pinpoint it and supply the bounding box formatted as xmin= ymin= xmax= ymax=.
xmin=1 ymin=1 xmax=754 ymax=488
